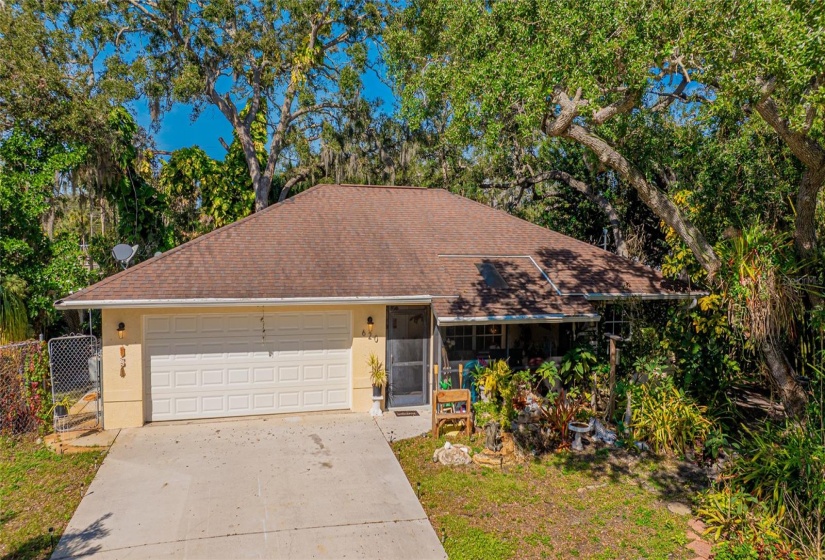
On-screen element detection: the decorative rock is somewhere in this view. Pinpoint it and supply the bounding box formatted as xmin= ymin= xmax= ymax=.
xmin=473 ymin=451 xmax=503 ymax=468
xmin=432 ymin=442 xmax=472 ymax=465
xmin=667 ymin=502 xmax=692 ymax=516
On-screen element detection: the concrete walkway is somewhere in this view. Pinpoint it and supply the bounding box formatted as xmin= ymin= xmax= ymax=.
xmin=373 ymin=406 xmax=432 ymax=442
xmin=53 ymin=412 xmax=446 ymax=559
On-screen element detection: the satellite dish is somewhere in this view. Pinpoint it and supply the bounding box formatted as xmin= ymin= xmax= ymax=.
xmin=112 ymin=244 xmax=139 ymax=269
xmin=154 ymin=251 xmax=162 ymax=258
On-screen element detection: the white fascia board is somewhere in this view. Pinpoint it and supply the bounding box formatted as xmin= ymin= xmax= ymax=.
xmin=436 ymin=314 xmax=601 ymax=326
xmin=584 ymin=292 xmax=707 ymax=302
xmin=54 ymin=295 xmax=433 ymax=310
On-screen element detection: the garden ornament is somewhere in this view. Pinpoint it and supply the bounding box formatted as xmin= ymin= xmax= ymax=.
xmin=484 ymin=421 xmax=502 ymax=452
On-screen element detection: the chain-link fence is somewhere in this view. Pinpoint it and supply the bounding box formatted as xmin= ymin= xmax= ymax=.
xmin=48 ymin=335 xmax=101 ymax=432
xmin=0 ymin=340 xmax=51 ymax=436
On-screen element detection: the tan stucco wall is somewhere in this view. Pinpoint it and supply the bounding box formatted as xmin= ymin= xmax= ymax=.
xmin=101 ymin=305 xmax=387 ymax=429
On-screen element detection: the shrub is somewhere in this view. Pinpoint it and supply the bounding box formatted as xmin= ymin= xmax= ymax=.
xmin=472 ymin=400 xmax=501 ymax=427
xmin=0 ymin=341 xmax=52 ymax=435
xmin=631 ymin=377 xmax=712 ymax=455
xmin=475 ymin=360 xmax=530 ymax=426
xmin=560 ymin=342 xmax=598 ymax=389
xmin=697 ymin=488 xmax=785 ymax=544
xmin=723 ymin=422 xmax=825 ymax=556
xmin=697 ymin=487 xmax=796 ymax=559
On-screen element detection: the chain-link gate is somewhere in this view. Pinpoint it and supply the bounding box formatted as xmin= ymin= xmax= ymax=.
xmin=48 ymin=335 xmax=101 ymax=432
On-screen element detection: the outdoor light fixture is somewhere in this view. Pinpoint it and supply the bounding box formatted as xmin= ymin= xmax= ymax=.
xmin=117 ymin=322 xmax=126 ymax=339
xmin=367 ymin=316 xmax=375 ymax=340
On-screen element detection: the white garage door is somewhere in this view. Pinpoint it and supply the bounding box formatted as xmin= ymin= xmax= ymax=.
xmin=145 ymin=311 xmax=351 ymax=421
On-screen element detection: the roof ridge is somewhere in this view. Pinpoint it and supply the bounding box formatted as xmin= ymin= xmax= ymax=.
xmin=330 ymin=183 xmax=426 ymax=190
xmin=59 ymin=183 xmax=328 ymax=302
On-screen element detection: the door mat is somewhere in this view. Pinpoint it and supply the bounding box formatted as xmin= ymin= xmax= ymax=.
xmin=394 ymin=411 xmax=420 ymax=417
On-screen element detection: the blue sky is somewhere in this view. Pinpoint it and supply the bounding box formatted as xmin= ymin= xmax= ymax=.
xmin=131 ymin=66 xmax=396 ymax=160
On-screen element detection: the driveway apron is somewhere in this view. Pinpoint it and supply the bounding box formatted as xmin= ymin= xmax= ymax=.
xmin=53 ymin=413 xmax=446 ymax=559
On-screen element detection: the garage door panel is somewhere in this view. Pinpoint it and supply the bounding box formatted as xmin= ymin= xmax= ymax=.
xmin=327 ymin=337 xmax=350 ymax=353
xmin=151 ymin=371 xmax=172 ymax=389
xmin=328 ymin=363 xmax=348 ymax=380
xmin=301 ymin=338 xmax=325 ymax=354
xmin=173 ymin=316 xmax=198 ymax=334
xmin=279 ymin=392 xmax=300 ymax=408
xmin=326 ymin=312 xmax=350 ymax=331
xmin=302 ymin=390 xmax=324 ymax=406
xmin=276 ymin=339 xmax=301 ymax=355
xmin=253 ymin=393 xmax=275 ymax=410
xmin=146 ymin=316 xmax=171 ymax=336
xmin=303 ymin=364 xmax=324 ymax=381
xmin=174 ymin=370 xmax=198 ymax=387
xmin=202 ymin=369 xmax=224 ymax=386
xmin=176 ymin=397 xmax=199 ymax=414
xmin=228 ymin=368 xmax=250 ymax=385
xmin=152 ymin=398 xmax=171 ymax=415
xmin=228 ymin=395 xmax=250 ymax=411
xmin=302 ymin=313 xmax=326 ymax=330
xmin=252 ymin=367 xmax=275 ymax=383
xmin=274 ymin=314 xmax=301 ymax=332
xmin=148 ymin=311 xmax=352 ymax=422
xmin=278 ymin=365 xmax=299 ymax=383
xmin=327 ymin=388 xmax=348 ymax=406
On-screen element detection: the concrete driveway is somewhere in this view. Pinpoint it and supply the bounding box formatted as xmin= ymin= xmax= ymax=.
xmin=53 ymin=413 xmax=446 ymax=559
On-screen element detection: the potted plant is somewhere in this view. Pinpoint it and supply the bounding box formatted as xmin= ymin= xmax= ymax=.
xmin=51 ymin=395 xmax=73 ymax=431
xmin=367 ymin=353 xmax=386 ymax=416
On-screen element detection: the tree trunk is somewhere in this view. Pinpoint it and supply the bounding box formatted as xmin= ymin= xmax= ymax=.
xmin=795 ymin=166 xmax=825 ymax=263
xmin=254 ymin=178 xmax=268 ymax=212
xmin=762 ymin=339 xmax=808 ymax=419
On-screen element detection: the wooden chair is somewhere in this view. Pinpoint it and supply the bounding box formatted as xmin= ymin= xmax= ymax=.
xmin=432 ymin=389 xmax=473 ymax=437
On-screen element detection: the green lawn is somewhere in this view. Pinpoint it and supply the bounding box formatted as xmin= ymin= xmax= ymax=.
xmin=0 ymin=436 xmax=105 ymax=560
xmin=392 ymin=435 xmax=698 ymax=560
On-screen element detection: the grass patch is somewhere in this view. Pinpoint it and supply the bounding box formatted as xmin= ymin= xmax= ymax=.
xmin=393 ymin=434 xmax=694 ymax=560
xmin=0 ymin=436 xmax=105 ymax=560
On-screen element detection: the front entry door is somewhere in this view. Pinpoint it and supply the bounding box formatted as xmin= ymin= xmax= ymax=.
xmin=387 ymin=306 xmax=430 ymax=407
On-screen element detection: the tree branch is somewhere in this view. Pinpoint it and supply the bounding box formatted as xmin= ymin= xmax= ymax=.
xmin=278 ymin=163 xmax=325 ymax=202
xmin=592 ymin=90 xmax=639 ymax=125
xmin=543 ymin=88 xmax=587 ymax=136
xmin=563 ymin=122 xmax=720 ymax=275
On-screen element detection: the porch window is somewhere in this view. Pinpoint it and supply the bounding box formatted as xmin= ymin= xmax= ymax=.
xmin=445 ymin=325 xmax=473 ymax=352
xmin=476 ymin=324 xmax=503 ymax=350
xmin=444 ymin=325 xmax=504 ymax=361
xmin=603 ymin=305 xmax=631 ymax=340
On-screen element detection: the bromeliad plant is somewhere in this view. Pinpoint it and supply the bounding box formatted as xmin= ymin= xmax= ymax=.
xmin=631 ymin=377 xmax=712 ymax=456
xmin=541 ymin=389 xmax=584 ymax=451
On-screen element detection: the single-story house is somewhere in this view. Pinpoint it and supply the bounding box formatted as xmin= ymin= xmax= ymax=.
xmin=56 ymin=184 xmax=693 ymax=429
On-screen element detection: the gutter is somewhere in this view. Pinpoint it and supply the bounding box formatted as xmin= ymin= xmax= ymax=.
xmin=435 ymin=313 xmax=601 ymax=326
xmin=54 ymin=295 xmax=433 ymax=310
xmin=584 ymin=292 xmax=706 ymax=302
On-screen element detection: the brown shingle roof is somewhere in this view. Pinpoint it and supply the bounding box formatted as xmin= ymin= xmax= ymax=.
xmin=57 ymin=184 xmax=689 ymax=316
xmin=432 ymin=257 xmax=597 ymax=321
